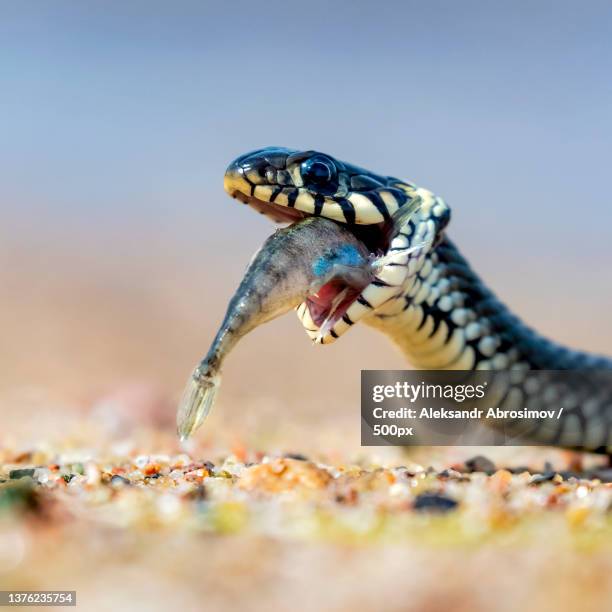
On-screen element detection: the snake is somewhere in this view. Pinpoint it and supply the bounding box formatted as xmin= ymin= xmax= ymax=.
xmin=223 ymin=147 xmax=612 ymax=452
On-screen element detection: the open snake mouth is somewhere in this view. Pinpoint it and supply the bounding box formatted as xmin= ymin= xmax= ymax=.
xmin=305 ymin=279 xmax=365 ymax=332
xmin=223 ymin=147 xmax=430 ymax=342
xmin=230 ymin=189 xmax=308 ymax=223
xmin=227 ymin=189 xmax=394 ymax=340
xmin=230 ymin=191 xmax=378 ymax=320
xmin=230 ymin=188 xmax=392 ymax=252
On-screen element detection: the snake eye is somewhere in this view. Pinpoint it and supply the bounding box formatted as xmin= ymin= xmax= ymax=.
xmin=301 ymin=156 xmax=336 ymax=187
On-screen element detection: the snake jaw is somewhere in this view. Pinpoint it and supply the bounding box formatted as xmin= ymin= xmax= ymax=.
xmin=224 ymin=147 xmax=448 ymax=344
xmin=231 ymin=189 xmax=309 ymax=224
xmin=296 ymin=243 xmax=430 ymax=345
xmin=223 ymin=158 xmax=304 ymax=223
xmin=298 ymin=288 xmax=362 ymax=345
xmin=302 ymin=270 xmax=375 ymax=345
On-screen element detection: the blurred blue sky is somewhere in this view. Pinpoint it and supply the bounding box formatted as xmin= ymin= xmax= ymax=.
xmin=2 ymin=1 xmax=610 ymax=232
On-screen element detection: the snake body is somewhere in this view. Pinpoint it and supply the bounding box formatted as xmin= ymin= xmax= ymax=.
xmin=223 ymin=147 xmax=612 ymax=451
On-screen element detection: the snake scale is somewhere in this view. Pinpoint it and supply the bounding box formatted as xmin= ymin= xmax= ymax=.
xmin=223 ymin=147 xmax=612 ymax=452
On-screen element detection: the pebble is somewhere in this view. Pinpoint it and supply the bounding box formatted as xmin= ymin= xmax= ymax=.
xmin=438 ymin=468 xmax=465 ymax=480
xmin=202 ymin=461 xmax=215 ymax=473
xmin=508 ymin=466 xmax=531 ymax=475
xmin=464 ymin=455 xmax=496 ymax=474
xmin=413 ymin=492 xmax=458 ymax=513
xmin=110 ymin=475 xmax=130 ymax=488
xmin=283 ymin=453 xmax=309 ymax=461
xmin=530 ymin=472 xmax=558 ymax=484
xmin=9 ymin=469 xmax=35 ymax=480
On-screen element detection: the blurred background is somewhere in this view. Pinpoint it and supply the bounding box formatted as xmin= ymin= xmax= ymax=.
xmin=1 ymin=1 xmax=611 ymax=454
xmin=1 ymin=4 xmax=612 ymax=611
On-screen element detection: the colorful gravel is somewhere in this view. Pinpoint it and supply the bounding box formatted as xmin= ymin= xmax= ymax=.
xmin=2 ymin=448 xmax=611 ymax=544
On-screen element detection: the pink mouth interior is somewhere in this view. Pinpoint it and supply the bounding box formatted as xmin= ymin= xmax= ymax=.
xmin=305 ymin=280 xmax=362 ymax=330
xmin=235 ymin=191 xmax=308 ymax=223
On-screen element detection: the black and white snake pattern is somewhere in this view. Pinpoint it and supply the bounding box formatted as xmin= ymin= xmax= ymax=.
xmin=223 ymin=147 xmax=612 ymax=452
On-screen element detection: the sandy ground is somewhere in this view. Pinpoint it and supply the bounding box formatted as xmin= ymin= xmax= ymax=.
xmin=1 ymin=393 xmax=611 ymax=612
xmin=1 ymin=228 xmax=611 ymax=612
xmin=4 ymin=527 xmax=612 ymax=612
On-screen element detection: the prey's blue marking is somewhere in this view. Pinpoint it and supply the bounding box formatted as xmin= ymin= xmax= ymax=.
xmin=312 ymin=245 xmax=366 ymax=277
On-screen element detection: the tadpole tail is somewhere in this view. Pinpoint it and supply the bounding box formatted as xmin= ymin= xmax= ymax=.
xmin=176 ymin=315 xmax=242 ymax=441
xmin=176 ymin=368 xmax=220 ymax=441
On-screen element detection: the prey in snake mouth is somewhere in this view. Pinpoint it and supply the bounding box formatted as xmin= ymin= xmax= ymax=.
xmin=177 ymin=147 xmax=450 ymax=439
xmin=181 ymin=146 xmax=612 ymax=450
xmin=223 ymin=146 xmax=439 ymax=344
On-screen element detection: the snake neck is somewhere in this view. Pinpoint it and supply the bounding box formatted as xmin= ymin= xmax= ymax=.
xmin=366 ymin=235 xmax=611 ymax=371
